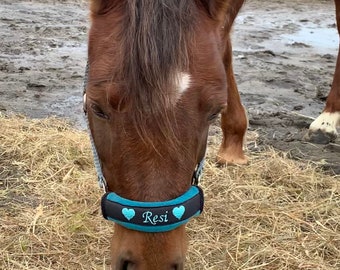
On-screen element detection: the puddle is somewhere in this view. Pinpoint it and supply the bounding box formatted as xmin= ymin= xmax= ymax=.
xmin=282 ymin=26 xmax=339 ymax=52
xmin=57 ymin=43 xmax=87 ymax=59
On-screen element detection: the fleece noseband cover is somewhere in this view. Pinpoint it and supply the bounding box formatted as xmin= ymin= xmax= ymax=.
xmin=101 ymin=186 xmax=204 ymax=233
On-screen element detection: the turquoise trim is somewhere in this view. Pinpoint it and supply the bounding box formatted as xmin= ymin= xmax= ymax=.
xmin=108 ymin=210 xmax=201 ymax=233
xmin=106 ymin=186 xmax=200 ymax=208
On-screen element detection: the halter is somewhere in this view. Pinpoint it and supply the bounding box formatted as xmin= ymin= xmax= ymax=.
xmin=83 ymin=62 xmax=205 ymax=233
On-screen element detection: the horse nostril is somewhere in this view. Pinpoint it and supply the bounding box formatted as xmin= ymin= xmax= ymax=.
xmin=172 ymin=262 xmax=184 ymax=270
xmin=120 ymin=259 xmax=134 ymax=270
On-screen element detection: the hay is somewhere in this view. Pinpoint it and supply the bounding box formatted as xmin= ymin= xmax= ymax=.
xmin=1 ymin=114 xmax=339 ymax=269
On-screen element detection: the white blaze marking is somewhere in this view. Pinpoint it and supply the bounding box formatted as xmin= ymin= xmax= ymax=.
xmin=176 ymin=72 xmax=191 ymax=96
xmin=309 ymin=111 xmax=340 ymax=135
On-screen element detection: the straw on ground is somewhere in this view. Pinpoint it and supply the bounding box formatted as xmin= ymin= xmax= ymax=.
xmin=1 ymin=114 xmax=339 ymax=269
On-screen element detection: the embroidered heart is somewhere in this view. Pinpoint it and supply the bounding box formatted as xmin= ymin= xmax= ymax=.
xmin=172 ymin=205 xmax=185 ymax=220
xmin=122 ymin=208 xmax=135 ymax=221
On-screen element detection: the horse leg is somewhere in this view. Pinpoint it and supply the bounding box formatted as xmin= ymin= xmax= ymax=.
xmin=217 ymin=35 xmax=248 ymax=165
xmin=305 ymin=0 xmax=340 ymax=143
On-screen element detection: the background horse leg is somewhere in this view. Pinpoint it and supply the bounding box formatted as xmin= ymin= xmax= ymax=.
xmin=306 ymin=0 xmax=340 ymax=143
xmin=217 ymin=35 xmax=248 ymax=165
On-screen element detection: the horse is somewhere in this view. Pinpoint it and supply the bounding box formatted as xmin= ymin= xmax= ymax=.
xmin=84 ymin=1 xmax=340 ymax=269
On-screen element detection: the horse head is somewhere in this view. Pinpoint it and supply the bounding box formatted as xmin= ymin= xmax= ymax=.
xmin=86 ymin=1 xmax=237 ymax=269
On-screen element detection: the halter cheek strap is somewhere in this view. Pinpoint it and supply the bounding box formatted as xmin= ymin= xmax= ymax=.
xmin=101 ymin=186 xmax=204 ymax=233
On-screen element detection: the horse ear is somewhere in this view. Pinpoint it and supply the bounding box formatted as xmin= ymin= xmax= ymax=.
xmin=199 ymin=0 xmax=229 ymax=19
xmin=200 ymin=0 xmax=244 ymax=23
xmin=90 ymin=0 xmax=118 ymax=15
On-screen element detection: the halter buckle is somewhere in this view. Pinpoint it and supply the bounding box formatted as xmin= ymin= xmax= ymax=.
xmin=192 ymin=158 xmax=205 ymax=185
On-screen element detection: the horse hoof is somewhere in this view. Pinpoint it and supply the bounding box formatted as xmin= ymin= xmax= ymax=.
xmin=216 ymin=154 xmax=249 ymax=166
xmin=303 ymin=129 xmax=337 ymax=144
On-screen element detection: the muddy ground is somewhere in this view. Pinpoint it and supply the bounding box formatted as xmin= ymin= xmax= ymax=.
xmin=0 ymin=0 xmax=339 ymax=174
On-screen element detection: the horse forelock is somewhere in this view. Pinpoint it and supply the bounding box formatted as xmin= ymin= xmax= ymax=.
xmin=117 ymin=0 xmax=198 ymax=150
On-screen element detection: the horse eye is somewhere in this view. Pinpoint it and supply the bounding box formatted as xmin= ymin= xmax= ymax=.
xmin=208 ymin=110 xmax=221 ymax=122
xmin=90 ymin=104 xmax=109 ymax=119
xmin=208 ymin=113 xmax=218 ymax=121
xmin=208 ymin=105 xmax=224 ymax=122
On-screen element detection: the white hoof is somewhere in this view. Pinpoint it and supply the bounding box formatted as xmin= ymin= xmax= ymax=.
xmin=304 ymin=112 xmax=340 ymax=144
xmin=309 ymin=112 xmax=340 ymax=135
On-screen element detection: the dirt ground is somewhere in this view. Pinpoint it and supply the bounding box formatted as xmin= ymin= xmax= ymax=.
xmin=0 ymin=0 xmax=339 ymax=173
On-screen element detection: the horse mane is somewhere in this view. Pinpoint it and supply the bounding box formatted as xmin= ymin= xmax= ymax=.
xmin=118 ymin=1 xmax=198 ymax=150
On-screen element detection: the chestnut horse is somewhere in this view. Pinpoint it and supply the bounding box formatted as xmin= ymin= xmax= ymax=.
xmin=85 ymin=0 xmax=339 ymax=269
